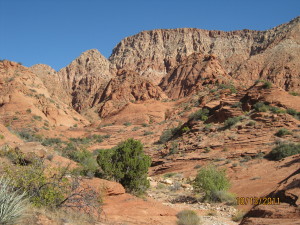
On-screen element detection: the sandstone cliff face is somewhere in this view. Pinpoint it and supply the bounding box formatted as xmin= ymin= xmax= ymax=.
xmin=96 ymin=70 xmax=167 ymax=117
xmin=159 ymin=53 xmax=231 ymax=99
xmin=30 ymin=64 xmax=71 ymax=104
xmin=57 ymin=49 xmax=114 ymax=112
xmin=110 ymin=16 xmax=300 ymax=92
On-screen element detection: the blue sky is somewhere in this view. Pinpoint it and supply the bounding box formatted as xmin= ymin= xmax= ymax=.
xmin=0 ymin=0 xmax=299 ymax=71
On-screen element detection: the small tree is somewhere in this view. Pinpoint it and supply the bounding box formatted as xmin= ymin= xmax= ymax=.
xmin=97 ymin=138 xmax=151 ymax=195
xmin=193 ymin=165 xmax=230 ymax=202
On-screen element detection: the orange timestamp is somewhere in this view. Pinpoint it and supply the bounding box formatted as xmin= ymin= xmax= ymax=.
xmin=236 ymin=197 xmax=280 ymax=205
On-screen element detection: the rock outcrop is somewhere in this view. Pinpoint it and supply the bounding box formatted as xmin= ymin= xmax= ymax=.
xmin=159 ymin=53 xmax=231 ymax=99
xmin=30 ymin=64 xmax=71 ymax=104
xmin=110 ymin=16 xmax=300 ymax=92
xmin=57 ymin=49 xmax=114 ymax=112
xmin=96 ymin=70 xmax=167 ymax=117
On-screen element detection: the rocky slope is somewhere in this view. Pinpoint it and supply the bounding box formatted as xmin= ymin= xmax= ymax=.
xmin=95 ymin=69 xmax=168 ymax=117
xmin=159 ymin=53 xmax=232 ymax=99
xmin=0 ymin=60 xmax=88 ymax=128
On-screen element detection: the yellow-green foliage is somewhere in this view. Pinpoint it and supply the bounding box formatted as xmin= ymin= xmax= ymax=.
xmin=177 ymin=210 xmax=201 ymax=225
xmin=4 ymin=162 xmax=69 ymax=208
xmin=193 ymin=165 xmax=231 ymax=202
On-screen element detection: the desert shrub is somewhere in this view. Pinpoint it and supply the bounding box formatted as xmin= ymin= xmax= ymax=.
xmin=269 ymin=106 xmax=285 ymax=114
xmin=0 ymin=177 xmax=29 ymax=224
xmin=141 ymin=123 xmax=149 ymax=127
xmin=32 ymin=115 xmax=42 ymax=121
xmin=159 ymin=129 xmax=173 ymax=144
xmin=123 ymin=122 xmax=132 ymax=127
xmin=247 ymin=120 xmax=256 ymax=126
xmin=16 ymin=130 xmax=43 ymax=142
xmin=4 ymin=161 xmax=68 ymax=208
xmin=232 ymin=210 xmax=245 ymax=222
xmin=253 ymin=102 xmax=269 ymax=112
xmin=143 ymin=131 xmax=154 ymax=136
xmin=262 ymin=80 xmax=272 ymax=89
xmin=224 ymin=116 xmax=242 ymax=129
xmin=97 ymin=139 xmax=151 ymax=195
xmin=289 ymin=91 xmax=300 ymax=96
xmin=286 ymin=108 xmax=297 ymax=116
xmin=132 ymin=126 xmax=140 ymax=131
xmin=218 ymin=83 xmax=237 ymax=94
xmin=193 ymin=165 xmax=230 ymax=202
xmin=231 ymin=102 xmax=242 ymax=109
xmin=169 ymin=142 xmax=179 ymax=155
xmin=204 ymin=147 xmax=211 ymax=153
xmin=159 ymin=125 xmax=181 ymax=144
xmin=69 ymin=137 xmax=91 ymax=145
xmin=266 ymin=143 xmax=300 ymax=160
xmin=89 ymin=135 xmax=102 ymax=143
xmin=189 ymin=108 xmax=209 ymax=121
xmin=4 ymin=159 xmax=101 ymax=213
xmin=177 ymin=210 xmax=201 ymax=225
xmin=275 ymin=128 xmax=292 ymax=137
xmin=42 ymin=138 xmax=62 ymax=146
xmin=163 ymin=172 xmax=177 ymax=178
xmin=181 ymin=126 xmax=190 ymax=133
xmin=210 ymin=190 xmax=236 ymax=205
xmin=0 ymin=134 xmax=4 ymax=140
xmin=169 ymin=181 xmax=181 ymax=192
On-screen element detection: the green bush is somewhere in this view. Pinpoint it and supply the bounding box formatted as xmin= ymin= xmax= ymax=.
xmin=123 ymin=122 xmax=132 ymax=127
xmin=189 ymin=108 xmax=209 ymax=121
xmin=232 ymin=210 xmax=245 ymax=222
xmin=286 ymin=108 xmax=298 ymax=116
xmin=262 ymin=80 xmax=272 ymax=89
xmin=16 ymin=130 xmax=43 ymax=142
xmin=42 ymin=138 xmax=62 ymax=146
xmin=0 ymin=177 xmax=29 ymax=224
xmin=181 ymin=126 xmax=190 ymax=133
xmin=193 ymin=165 xmax=230 ymax=202
xmin=224 ymin=116 xmax=242 ymax=129
xmin=253 ymin=102 xmax=269 ymax=112
xmin=97 ymin=139 xmax=151 ymax=195
xmin=289 ymin=91 xmax=300 ymax=96
xmin=4 ymin=161 xmax=68 ymax=208
xmin=275 ymin=128 xmax=292 ymax=137
xmin=231 ymin=102 xmax=242 ymax=108
xmin=143 ymin=131 xmax=154 ymax=136
xmin=169 ymin=142 xmax=179 ymax=155
xmin=32 ymin=115 xmax=42 ymax=121
xmin=269 ymin=106 xmax=285 ymax=114
xmin=176 ymin=210 xmax=201 ymax=225
xmin=158 ymin=125 xmax=181 ymax=144
xmin=218 ymin=83 xmax=237 ymax=94
xmin=266 ymin=143 xmax=300 ymax=160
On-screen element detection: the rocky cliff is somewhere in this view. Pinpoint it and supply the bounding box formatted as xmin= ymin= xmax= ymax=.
xmin=110 ymin=16 xmax=300 ymax=91
xmin=57 ymin=49 xmax=114 ymax=112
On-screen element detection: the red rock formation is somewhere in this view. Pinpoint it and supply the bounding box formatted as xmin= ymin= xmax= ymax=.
xmin=110 ymin=16 xmax=300 ymax=92
xmin=57 ymin=49 xmax=114 ymax=112
xmin=96 ymin=70 xmax=168 ymax=117
xmin=159 ymin=53 xmax=232 ymax=99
